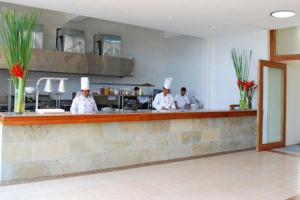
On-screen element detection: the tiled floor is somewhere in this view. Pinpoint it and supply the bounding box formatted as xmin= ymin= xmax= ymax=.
xmin=1 ymin=150 xmax=300 ymax=200
xmin=274 ymin=145 xmax=300 ymax=157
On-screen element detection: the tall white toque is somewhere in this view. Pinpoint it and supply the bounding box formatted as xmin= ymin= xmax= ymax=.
xmin=81 ymin=77 xmax=90 ymax=90
xmin=163 ymin=77 xmax=173 ymax=89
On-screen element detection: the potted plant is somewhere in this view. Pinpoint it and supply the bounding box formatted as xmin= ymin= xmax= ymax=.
xmin=231 ymin=48 xmax=252 ymax=110
xmin=0 ymin=8 xmax=38 ymax=113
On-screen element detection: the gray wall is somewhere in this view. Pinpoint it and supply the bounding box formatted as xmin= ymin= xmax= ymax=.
xmin=0 ymin=2 xmax=206 ymax=104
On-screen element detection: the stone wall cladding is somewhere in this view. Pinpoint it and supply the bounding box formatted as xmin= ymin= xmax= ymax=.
xmin=0 ymin=116 xmax=256 ymax=182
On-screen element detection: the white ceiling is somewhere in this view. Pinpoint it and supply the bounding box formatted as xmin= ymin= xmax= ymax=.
xmin=2 ymin=0 xmax=300 ymax=38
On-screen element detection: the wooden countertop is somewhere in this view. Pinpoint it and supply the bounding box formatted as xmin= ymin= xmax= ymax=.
xmin=0 ymin=110 xmax=257 ymax=125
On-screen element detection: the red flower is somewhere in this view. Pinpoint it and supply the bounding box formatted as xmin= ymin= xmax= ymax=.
xmin=250 ymin=81 xmax=255 ymax=87
xmin=10 ymin=64 xmax=24 ymax=79
xmin=237 ymin=80 xmax=242 ymax=88
xmin=243 ymin=81 xmax=251 ymax=91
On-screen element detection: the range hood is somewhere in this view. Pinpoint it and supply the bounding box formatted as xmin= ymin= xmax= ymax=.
xmin=0 ymin=49 xmax=135 ymax=77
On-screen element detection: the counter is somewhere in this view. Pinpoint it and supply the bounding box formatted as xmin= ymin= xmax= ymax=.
xmin=0 ymin=109 xmax=256 ymax=125
xmin=0 ymin=110 xmax=257 ymax=184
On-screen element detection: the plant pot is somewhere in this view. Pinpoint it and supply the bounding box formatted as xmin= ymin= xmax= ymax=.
xmin=14 ymin=81 xmax=25 ymax=113
xmin=240 ymin=91 xmax=247 ymax=110
xmin=247 ymin=97 xmax=252 ymax=110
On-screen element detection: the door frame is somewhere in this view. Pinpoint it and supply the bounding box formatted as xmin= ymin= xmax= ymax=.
xmin=257 ymin=60 xmax=286 ymax=151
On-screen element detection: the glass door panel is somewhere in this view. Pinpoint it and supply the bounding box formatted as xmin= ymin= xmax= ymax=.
xmin=258 ymin=60 xmax=286 ymax=151
xmin=262 ymin=67 xmax=282 ymax=144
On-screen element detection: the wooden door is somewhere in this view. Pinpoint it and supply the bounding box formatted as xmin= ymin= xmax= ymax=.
xmin=257 ymin=60 xmax=286 ymax=151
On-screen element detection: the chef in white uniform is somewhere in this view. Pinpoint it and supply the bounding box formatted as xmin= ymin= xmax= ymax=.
xmin=152 ymin=77 xmax=176 ymax=111
xmin=70 ymin=77 xmax=98 ymax=114
xmin=174 ymin=87 xmax=190 ymax=109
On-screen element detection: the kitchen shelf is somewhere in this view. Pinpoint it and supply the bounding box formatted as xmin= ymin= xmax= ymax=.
xmin=91 ymin=82 xmax=154 ymax=110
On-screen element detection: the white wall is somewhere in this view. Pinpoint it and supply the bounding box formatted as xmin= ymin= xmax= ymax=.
xmin=208 ymin=31 xmax=268 ymax=109
xmin=285 ymin=61 xmax=300 ymax=145
xmin=165 ymin=35 xmax=208 ymax=106
xmin=207 ymin=30 xmax=300 ymax=146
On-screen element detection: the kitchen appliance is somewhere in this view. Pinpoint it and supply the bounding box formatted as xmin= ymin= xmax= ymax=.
xmin=25 ymin=87 xmax=35 ymax=94
xmin=191 ymin=104 xmax=199 ymax=110
xmin=32 ymin=24 xmax=43 ymax=49
xmin=56 ymin=28 xmax=85 ymax=54
xmin=101 ymin=107 xmax=113 ymax=112
xmin=191 ymin=96 xmax=203 ymax=109
xmin=35 ymin=77 xmax=68 ymax=112
xmin=0 ymin=95 xmax=8 ymax=112
xmin=100 ymin=87 xmax=111 ymax=96
xmin=123 ymin=99 xmax=139 ymax=110
xmin=113 ymin=88 xmax=119 ymax=95
xmin=93 ymin=34 xmax=122 ymax=57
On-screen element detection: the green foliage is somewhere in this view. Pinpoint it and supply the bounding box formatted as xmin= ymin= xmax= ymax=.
xmin=0 ymin=8 xmax=38 ymax=87
xmin=231 ymin=48 xmax=252 ymax=82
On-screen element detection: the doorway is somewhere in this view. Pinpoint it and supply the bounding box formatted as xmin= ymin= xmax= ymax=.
xmin=257 ymin=60 xmax=286 ymax=151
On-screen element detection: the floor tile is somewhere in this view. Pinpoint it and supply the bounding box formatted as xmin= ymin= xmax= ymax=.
xmin=0 ymin=150 xmax=299 ymax=200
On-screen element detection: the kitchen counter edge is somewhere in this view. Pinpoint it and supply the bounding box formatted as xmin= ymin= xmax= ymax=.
xmin=0 ymin=110 xmax=257 ymax=125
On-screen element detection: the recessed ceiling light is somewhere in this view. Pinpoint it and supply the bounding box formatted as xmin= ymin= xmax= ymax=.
xmin=168 ymin=16 xmax=173 ymax=20
xmin=271 ymin=10 xmax=295 ymax=18
xmin=211 ymin=25 xmax=216 ymax=29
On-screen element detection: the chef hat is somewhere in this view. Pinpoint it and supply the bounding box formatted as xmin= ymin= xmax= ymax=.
xmin=163 ymin=77 xmax=173 ymax=89
xmin=81 ymin=77 xmax=90 ymax=90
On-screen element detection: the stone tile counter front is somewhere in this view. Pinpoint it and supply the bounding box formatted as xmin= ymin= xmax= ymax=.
xmin=0 ymin=110 xmax=256 ymax=183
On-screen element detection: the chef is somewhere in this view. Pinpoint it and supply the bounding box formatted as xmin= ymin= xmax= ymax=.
xmin=70 ymin=77 xmax=98 ymax=114
xmin=152 ymin=77 xmax=176 ymax=111
xmin=174 ymin=87 xmax=190 ymax=109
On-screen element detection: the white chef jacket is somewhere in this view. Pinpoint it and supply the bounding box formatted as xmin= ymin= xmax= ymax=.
xmin=174 ymin=94 xmax=190 ymax=108
xmin=70 ymin=95 xmax=98 ymax=114
xmin=152 ymin=93 xmax=176 ymax=110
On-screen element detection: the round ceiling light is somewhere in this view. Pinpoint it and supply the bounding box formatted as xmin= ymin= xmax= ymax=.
xmin=271 ymin=10 xmax=295 ymax=18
